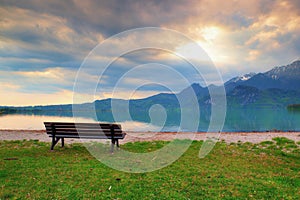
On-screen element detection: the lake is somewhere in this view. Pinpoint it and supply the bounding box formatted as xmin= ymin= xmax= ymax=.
xmin=0 ymin=114 xmax=179 ymax=132
xmin=0 ymin=108 xmax=299 ymax=132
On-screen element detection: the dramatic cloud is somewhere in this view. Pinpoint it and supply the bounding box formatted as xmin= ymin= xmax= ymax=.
xmin=0 ymin=0 xmax=299 ymax=105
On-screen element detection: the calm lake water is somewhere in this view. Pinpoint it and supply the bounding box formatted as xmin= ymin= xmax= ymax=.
xmin=0 ymin=114 xmax=178 ymax=132
xmin=0 ymin=108 xmax=299 ymax=132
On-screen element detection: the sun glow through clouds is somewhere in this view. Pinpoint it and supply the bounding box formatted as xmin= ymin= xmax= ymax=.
xmin=201 ymin=26 xmax=220 ymax=42
xmin=175 ymin=26 xmax=230 ymax=65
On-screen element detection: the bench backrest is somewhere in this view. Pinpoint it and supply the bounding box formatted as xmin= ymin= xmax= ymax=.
xmin=44 ymin=122 xmax=125 ymax=139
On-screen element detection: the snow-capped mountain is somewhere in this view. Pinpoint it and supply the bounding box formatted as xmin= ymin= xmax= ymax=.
xmin=226 ymin=72 xmax=256 ymax=84
xmin=265 ymin=60 xmax=300 ymax=80
xmin=226 ymin=60 xmax=300 ymax=91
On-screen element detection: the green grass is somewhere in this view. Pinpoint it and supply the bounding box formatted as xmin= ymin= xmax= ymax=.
xmin=1 ymin=139 xmax=299 ymax=199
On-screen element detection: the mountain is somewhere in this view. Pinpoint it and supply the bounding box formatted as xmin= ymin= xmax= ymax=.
xmin=178 ymin=83 xmax=208 ymax=98
xmin=2 ymin=60 xmax=300 ymax=118
xmin=226 ymin=85 xmax=300 ymax=108
xmin=226 ymin=72 xmax=256 ymax=85
xmin=231 ymin=60 xmax=300 ymax=91
xmin=225 ymin=72 xmax=256 ymax=92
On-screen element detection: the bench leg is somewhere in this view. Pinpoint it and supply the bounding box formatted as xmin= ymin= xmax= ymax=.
xmin=61 ymin=138 xmax=64 ymax=148
xmin=110 ymin=139 xmax=116 ymax=153
xmin=51 ymin=137 xmax=61 ymax=150
xmin=116 ymin=139 xmax=120 ymax=149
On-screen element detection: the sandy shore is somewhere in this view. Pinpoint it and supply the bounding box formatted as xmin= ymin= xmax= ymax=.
xmin=0 ymin=129 xmax=299 ymax=144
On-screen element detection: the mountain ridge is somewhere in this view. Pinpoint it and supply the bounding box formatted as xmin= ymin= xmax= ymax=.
xmin=1 ymin=60 xmax=300 ymax=113
xmin=230 ymin=60 xmax=300 ymax=91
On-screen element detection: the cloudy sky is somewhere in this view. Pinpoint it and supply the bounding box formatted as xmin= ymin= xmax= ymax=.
xmin=1 ymin=0 xmax=300 ymax=106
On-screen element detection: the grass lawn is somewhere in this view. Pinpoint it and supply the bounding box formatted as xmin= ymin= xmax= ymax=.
xmin=1 ymin=138 xmax=299 ymax=199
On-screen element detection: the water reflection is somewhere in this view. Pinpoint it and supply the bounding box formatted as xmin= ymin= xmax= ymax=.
xmin=0 ymin=114 xmax=174 ymax=132
xmin=0 ymin=114 xmax=96 ymax=130
xmin=223 ymin=108 xmax=300 ymax=132
xmin=0 ymin=107 xmax=300 ymax=131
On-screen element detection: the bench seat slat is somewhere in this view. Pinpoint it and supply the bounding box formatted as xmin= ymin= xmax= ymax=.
xmin=45 ymin=129 xmax=123 ymax=133
xmin=46 ymin=131 xmax=124 ymax=137
xmin=45 ymin=129 xmax=122 ymax=133
xmin=51 ymin=134 xmax=125 ymax=139
xmin=45 ymin=125 xmax=120 ymax=129
xmin=44 ymin=122 xmax=121 ymax=129
xmin=44 ymin=122 xmax=120 ymax=126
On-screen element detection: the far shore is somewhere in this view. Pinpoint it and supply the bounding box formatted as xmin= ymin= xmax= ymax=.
xmin=0 ymin=129 xmax=299 ymax=144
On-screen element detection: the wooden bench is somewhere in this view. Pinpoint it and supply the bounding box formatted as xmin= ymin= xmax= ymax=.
xmin=44 ymin=122 xmax=126 ymax=152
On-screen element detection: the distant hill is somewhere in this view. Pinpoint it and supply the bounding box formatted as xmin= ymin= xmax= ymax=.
xmin=1 ymin=60 xmax=300 ymax=117
xmin=226 ymin=85 xmax=300 ymax=108
xmin=287 ymin=104 xmax=300 ymax=112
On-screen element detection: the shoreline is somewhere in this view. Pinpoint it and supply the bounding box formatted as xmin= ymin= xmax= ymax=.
xmin=0 ymin=129 xmax=299 ymax=144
